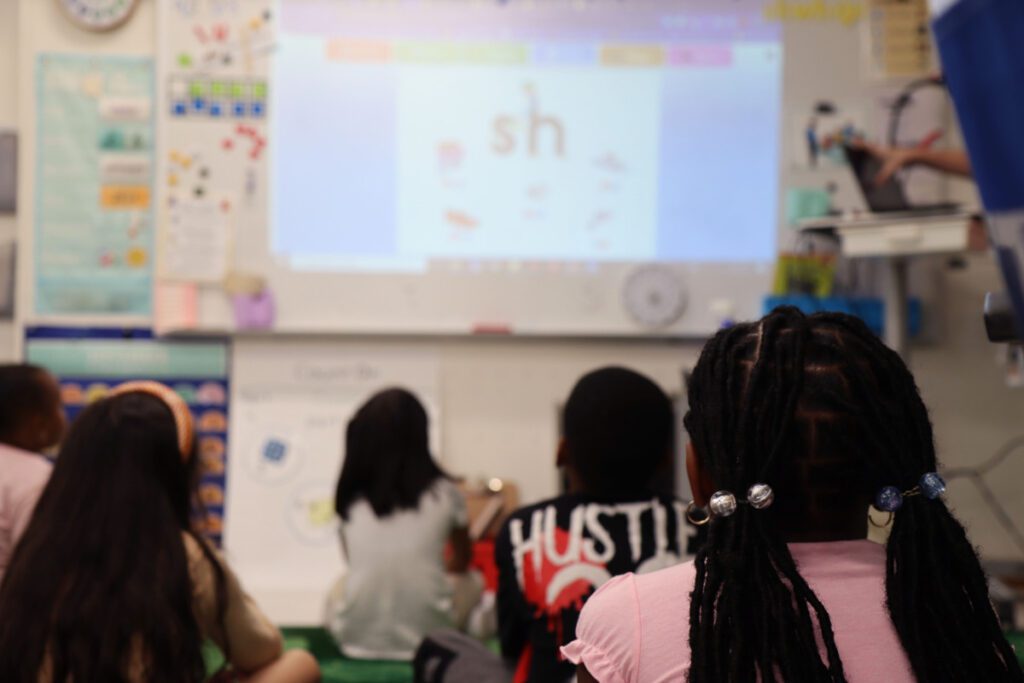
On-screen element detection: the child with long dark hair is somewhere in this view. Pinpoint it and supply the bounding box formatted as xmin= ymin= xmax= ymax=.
xmin=0 ymin=364 xmax=65 ymax=584
xmin=564 ymin=308 xmax=1023 ymax=682
xmin=0 ymin=382 xmax=320 ymax=683
xmin=327 ymin=388 xmax=474 ymax=661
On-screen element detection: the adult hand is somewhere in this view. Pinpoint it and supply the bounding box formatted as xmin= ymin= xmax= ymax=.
xmin=852 ymin=141 xmax=918 ymax=186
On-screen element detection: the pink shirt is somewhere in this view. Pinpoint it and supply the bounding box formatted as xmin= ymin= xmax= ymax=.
xmin=0 ymin=444 xmax=51 ymax=584
xmin=562 ymin=540 xmax=914 ymax=683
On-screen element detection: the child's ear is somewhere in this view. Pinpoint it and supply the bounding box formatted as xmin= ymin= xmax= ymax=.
xmin=686 ymin=441 xmax=716 ymax=507
xmin=555 ymin=438 xmax=568 ymax=468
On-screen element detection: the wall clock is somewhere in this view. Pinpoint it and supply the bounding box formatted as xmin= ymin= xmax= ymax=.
xmin=57 ymin=0 xmax=141 ymax=32
xmin=622 ymin=265 xmax=688 ymax=330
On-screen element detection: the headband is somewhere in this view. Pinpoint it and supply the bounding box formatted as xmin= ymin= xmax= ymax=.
xmin=109 ymin=381 xmax=195 ymax=461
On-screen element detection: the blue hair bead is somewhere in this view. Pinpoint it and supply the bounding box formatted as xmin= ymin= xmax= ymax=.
xmin=919 ymin=472 xmax=947 ymax=499
xmin=875 ymin=486 xmax=903 ymax=512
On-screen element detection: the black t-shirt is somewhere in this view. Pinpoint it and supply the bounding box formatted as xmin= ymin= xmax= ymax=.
xmin=494 ymin=493 xmax=693 ymax=683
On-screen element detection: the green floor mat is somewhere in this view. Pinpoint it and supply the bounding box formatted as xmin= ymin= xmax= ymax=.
xmin=1007 ymin=631 xmax=1024 ymax=669
xmin=283 ymin=628 xmax=413 ymax=683
xmin=204 ymin=627 xmax=413 ymax=683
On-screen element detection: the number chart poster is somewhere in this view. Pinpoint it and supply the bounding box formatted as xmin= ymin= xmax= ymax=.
xmin=25 ymin=329 xmax=230 ymax=545
xmin=35 ymin=55 xmax=155 ymax=316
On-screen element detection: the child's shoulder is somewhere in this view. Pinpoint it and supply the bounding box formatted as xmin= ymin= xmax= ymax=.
xmin=0 ymin=445 xmax=51 ymax=486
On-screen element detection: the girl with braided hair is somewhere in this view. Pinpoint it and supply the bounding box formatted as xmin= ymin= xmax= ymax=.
xmin=563 ymin=307 xmax=1022 ymax=682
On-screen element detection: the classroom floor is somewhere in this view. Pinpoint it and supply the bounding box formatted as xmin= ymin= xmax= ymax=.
xmin=205 ymin=628 xmax=1024 ymax=681
xmin=205 ymin=628 xmax=413 ymax=683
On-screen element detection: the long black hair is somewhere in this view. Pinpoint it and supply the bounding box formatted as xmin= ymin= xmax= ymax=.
xmin=335 ymin=388 xmax=448 ymax=521
xmin=684 ymin=307 xmax=1023 ymax=682
xmin=0 ymin=392 xmax=228 ymax=683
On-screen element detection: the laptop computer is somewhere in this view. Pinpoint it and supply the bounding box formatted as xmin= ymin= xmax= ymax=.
xmin=844 ymin=144 xmax=961 ymax=216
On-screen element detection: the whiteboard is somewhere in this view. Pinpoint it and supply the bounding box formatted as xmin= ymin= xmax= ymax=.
xmin=156 ymin=1 xmax=945 ymax=338
xmin=156 ymin=0 xmax=780 ymax=337
xmin=224 ymin=338 xmax=441 ymax=624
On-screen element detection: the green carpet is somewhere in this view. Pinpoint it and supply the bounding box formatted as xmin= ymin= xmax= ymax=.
xmin=204 ymin=627 xmax=413 ymax=683
xmin=1007 ymin=631 xmax=1024 ymax=669
xmin=208 ymin=628 xmax=1024 ymax=679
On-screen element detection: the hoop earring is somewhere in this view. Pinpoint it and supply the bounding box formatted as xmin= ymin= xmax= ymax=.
xmin=686 ymin=501 xmax=710 ymax=526
xmin=869 ymin=509 xmax=894 ymax=529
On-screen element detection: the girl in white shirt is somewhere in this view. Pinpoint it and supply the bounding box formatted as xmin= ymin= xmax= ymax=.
xmin=327 ymin=388 xmax=473 ymax=661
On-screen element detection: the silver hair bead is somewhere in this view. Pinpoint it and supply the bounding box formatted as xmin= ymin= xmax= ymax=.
xmin=746 ymin=483 xmax=775 ymax=510
xmin=708 ymin=491 xmax=738 ymax=517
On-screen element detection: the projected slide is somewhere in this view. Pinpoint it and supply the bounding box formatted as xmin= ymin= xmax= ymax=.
xmin=272 ymin=0 xmax=782 ymax=271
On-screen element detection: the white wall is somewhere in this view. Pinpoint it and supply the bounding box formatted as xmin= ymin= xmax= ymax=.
xmin=9 ymin=0 xmax=1024 ymax=558
xmin=0 ymin=0 xmax=19 ymax=361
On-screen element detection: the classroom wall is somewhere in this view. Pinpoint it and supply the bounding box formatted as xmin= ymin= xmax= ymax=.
xmin=0 ymin=0 xmax=18 ymax=361
xmin=9 ymin=0 xmax=1024 ymax=559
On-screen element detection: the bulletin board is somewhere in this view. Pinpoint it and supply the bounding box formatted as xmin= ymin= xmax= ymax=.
xmin=155 ymin=0 xmax=273 ymax=331
xmin=35 ymin=55 xmax=155 ymax=317
xmin=24 ymin=328 xmax=231 ymax=546
xmin=225 ymin=339 xmax=441 ymax=623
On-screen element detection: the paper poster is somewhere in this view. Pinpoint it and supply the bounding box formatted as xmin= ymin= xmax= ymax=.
xmin=156 ymin=0 xmax=273 ymax=324
xmin=161 ymin=192 xmax=234 ymax=282
xmin=863 ymin=0 xmax=934 ymax=80
xmin=154 ymin=281 xmax=199 ymax=334
xmin=24 ymin=331 xmax=230 ymax=545
xmin=226 ymin=340 xmax=440 ymax=624
xmin=35 ymin=55 xmax=155 ymax=316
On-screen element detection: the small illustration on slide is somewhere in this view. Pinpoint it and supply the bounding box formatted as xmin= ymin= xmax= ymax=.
xmin=587 ymin=210 xmax=612 ymax=232
xmin=445 ymin=209 xmax=480 ymax=239
xmin=437 ymin=140 xmax=464 ymax=173
xmin=527 ymin=184 xmax=548 ymax=201
xmin=593 ymin=152 xmax=626 ymax=174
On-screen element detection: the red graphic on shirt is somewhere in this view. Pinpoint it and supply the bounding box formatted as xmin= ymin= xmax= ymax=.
xmin=520 ymin=527 xmax=609 ymax=647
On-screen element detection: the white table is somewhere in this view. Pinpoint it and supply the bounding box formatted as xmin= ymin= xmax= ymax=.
xmin=799 ymin=211 xmax=975 ymax=358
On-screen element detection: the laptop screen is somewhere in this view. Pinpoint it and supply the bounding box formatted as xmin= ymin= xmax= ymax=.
xmin=844 ymin=145 xmax=911 ymax=213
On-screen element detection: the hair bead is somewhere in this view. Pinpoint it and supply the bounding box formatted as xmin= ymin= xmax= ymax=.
xmin=708 ymin=491 xmax=738 ymax=517
xmin=746 ymin=483 xmax=775 ymax=510
xmin=919 ymin=472 xmax=947 ymax=500
xmin=875 ymin=485 xmax=904 ymax=513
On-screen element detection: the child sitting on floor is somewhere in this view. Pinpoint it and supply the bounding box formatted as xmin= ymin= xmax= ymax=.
xmin=495 ymin=367 xmax=690 ymax=683
xmin=326 ymin=388 xmax=477 ymax=661
xmin=0 ymin=381 xmax=320 ymax=682
xmin=565 ymin=308 xmax=1024 ymax=682
xmin=0 ymin=364 xmax=64 ymax=585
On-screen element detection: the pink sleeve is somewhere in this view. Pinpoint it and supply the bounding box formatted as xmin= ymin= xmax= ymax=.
xmin=561 ymin=574 xmax=640 ymax=683
xmin=10 ymin=479 xmax=46 ymax=544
